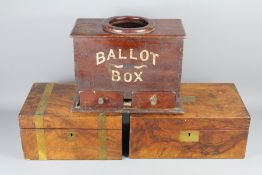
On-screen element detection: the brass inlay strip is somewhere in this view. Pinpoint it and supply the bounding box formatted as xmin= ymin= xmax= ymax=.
xmin=98 ymin=113 xmax=107 ymax=160
xmin=182 ymin=96 xmax=196 ymax=104
xmin=35 ymin=129 xmax=47 ymax=160
xmin=34 ymin=83 xmax=54 ymax=160
xmin=35 ymin=83 xmax=54 ymax=116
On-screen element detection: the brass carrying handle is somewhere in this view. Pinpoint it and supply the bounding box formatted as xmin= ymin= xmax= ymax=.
xmin=102 ymin=16 xmax=155 ymax=35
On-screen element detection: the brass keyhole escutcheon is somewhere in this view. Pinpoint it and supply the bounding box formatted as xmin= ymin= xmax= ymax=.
xmin=179 ymin=130 xmax=199 ymax=142
xmin=67 ymin=131 xmax=77 ymax=141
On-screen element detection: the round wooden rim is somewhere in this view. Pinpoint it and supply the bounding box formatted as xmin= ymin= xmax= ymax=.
xmin=102 ymin=16 xmax=155 ymax=35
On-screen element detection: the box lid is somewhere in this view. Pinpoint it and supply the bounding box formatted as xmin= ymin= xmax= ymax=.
xmin=71 ymin=17 xmax=185 ymax=38
xmin=19 ymin=83 xmax=122 ymax=129
xmin=131 ymin=83 xmax=250 ymax=130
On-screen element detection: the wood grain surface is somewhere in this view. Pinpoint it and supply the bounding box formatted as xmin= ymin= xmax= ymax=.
xmin=71 ymin=18 xmax=185 ymax=37
xmin=19 ymin=83 xmax=122 ymax=129
xmin=19 ymin=83 xmax=122 ymax=160
xmin=71 ymin=18 xmax=185 ymax=110
xmin=132 ymin=91 xmax=176 ymax=109
xmin=130 ymin=83 xmax=250 ymax=158
xmin=21 ymin=129 xmax=121 ymax=160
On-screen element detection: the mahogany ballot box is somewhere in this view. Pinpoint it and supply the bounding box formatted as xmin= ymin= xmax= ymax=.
xmin=71 ymin=16 xmax=185 ymax=113
xmin=130 ymin=84 xmax=250 ymax=159
xmin=19 ymin=83 xmax=122 ymax=160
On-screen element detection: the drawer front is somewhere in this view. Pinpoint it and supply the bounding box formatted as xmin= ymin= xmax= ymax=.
xmin=130 ymin=128 xmax=248 ymax=159
xmin=79 ymin=91 xmax=123 ymax=108
xmin=132 ymin=91 xmax=176 ymax=109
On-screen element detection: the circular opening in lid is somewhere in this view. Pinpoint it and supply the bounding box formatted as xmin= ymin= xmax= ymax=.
xmin=109 ymin=17 xmax=149 ymax=28
xmin=103 ymin=16 xmax=155 ymax=35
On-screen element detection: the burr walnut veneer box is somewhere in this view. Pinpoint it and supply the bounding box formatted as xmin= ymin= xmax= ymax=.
xmin=19 ymin=83 xmax=122 ymax=160
xmin=130 ymin=83 xmax=250 ymax=158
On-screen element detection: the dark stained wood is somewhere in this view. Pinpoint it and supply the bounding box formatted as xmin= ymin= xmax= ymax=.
xmin=132 ymin=91 xmax=176 ymax=109
xmin=71 ymin=18 xmax=186 ymax=37
xmin=19 ymin=83 xmax=122 ymax=160
xmin=71 ymin=17 xmax=185 ymax=111
xmin=102 ymin=16 xmax=156 ymax=35
xmin=129 ymin=83 xmax=250 ymax=158
xmin=80 ymin=90 xmax=123 ymax=109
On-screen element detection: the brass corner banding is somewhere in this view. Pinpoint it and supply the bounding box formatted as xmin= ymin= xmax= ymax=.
xmin=98 ymin=113 xmax=107 ymax=159
xmin=34 ymin=83 xmax=54 ymax=160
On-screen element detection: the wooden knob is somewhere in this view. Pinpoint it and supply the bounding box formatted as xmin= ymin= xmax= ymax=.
xmin=98 ymin=97 xmax=104 ymax=105
xmin=150 ymin=95 xmax=157 ymax=106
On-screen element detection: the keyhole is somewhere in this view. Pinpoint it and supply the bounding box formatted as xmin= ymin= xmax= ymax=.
xmin=67 ymin=131 xmax=76 ymax=140
xmin=188 ymin=132 xmax=191 ymax=137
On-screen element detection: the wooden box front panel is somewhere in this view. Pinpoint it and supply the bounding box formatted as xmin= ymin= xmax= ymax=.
xmin=132 ymin=91 xmax=176 ymax=109
xmin=21 ymin=129 xmax=122 ymax=160
xmin=74 ymin=37 xmax=183 ymax=99
xmin=19 ymin=83 xmax=123 ymax=160
xmin=129 ymin=83 xmax=250 ymax=159
xmin=79 ymin=90 xmax=124 ymax=108
xmin=129 ymin=126 xmax=248 ymax=158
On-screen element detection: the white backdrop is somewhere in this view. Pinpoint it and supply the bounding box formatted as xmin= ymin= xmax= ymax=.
xmin=0 ymin=0 xmax=261 ymax=175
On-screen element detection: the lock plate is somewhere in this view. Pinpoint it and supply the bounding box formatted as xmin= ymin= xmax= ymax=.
xmin=67 ymin=131 xmax=77 ymax=141
xmin=179 ymin=130 xmax=199 ymax=142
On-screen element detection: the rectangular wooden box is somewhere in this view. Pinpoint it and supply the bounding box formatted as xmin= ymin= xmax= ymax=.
xmin=19 ymin=83 xmax=122 ymax=160
xmin=130 ymin=83 xmax=250 ymax=158
xmin=71 ymin=16 xmax=185 ymax=112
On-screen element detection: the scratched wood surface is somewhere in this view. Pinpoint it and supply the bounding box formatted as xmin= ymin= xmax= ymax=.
xmin=79 ymin=90 xmax=124 ymax=109
xmin=71 ymin=17 xmax=185 ymax=109
xmin=71 ymin=18 xmax=185 ymax=37
xmin=21 ymin=129 xmax=121 ymax=160
xmin=19 ymin=83 xmax=122 ymax=129
xmin=132 ymin=91 xmax=176 ymax=109
xmin=19 ymin=83 xmax=122 ymax=160
xmin=130 ymin=83 xmax=250 ymax=158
